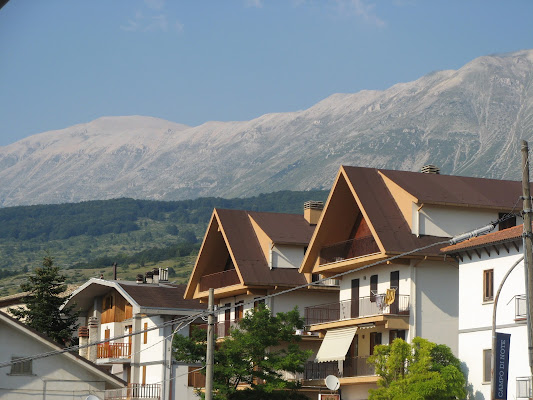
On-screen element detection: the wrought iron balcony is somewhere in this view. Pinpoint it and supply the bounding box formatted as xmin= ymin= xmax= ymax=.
xmin=97 ymin=342 xmax=131 ymax=359
xmin=105 ymin=383 xmax=161 ymax=400
xmin=199 ymin=268 xmax=240 ymax=292
xmin=319 ymin=235 xmax=380 ymax=266
xmin=516 ymin=376 xmax=532 ymax=398
xmin=304 ymin=356 xmax=375 ymax=380
xmin=305 ymin=295 xmax=410 ymax=325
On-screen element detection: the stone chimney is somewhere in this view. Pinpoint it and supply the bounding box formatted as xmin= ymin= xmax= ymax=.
xmin=145 ymin=271 xmax=153 ymax=284
xmin=304 ymin=201 xmax=324 ymax=225
xmin=152 ymin=268 xmax=159 ymax=284
xmin=421 ymin=164 xmax=440 ymax=174
xmin=78 ymin=326 xmax=89 ymax=359
xmin=87 ymin=317 xmax=99 ymax=363
xmin=136 ymin=274 xmax=144 ymax=284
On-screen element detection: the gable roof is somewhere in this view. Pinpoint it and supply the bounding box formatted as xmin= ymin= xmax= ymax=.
xmin=441 ymin=224 xmax=524 ymax=253
xmin=185 ymin=209 xmax=310 ymax=299
xmin=0 ymin=310 xmax=125 ymax=388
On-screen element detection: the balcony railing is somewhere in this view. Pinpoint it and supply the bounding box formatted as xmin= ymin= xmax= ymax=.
xmin=304 ymin=356 xmax=375 ymax=380
xmin=305 ymin=295 xmax=410 ymax=325
xmin=312 ymin=274 xmax=340 ymax=287
xmin=516 ymin=295 xmax=527 ymax=320
xmin=517 ymin=376 xmax=532 ymax=398
xmin=97 ymin=342 xmax=131 ymax=359
xmin=319 ymin=235 xmax=380 ymax=266
xmin=199 ymin=269 xmax=240 ymax=292
xmin=105 ymin=383 xmax=161 ymax=400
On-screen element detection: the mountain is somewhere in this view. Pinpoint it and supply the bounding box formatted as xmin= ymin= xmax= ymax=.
xmin=1 ymin=50 xmax=533 ymax=207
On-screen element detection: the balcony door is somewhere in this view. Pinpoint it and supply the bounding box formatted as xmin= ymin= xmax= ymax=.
xmin=224 ymin=304 xmax=231 ymax=336
xmin=351 ymin=279 xmax=360 ymax=318
xmin=390 ymin=271 xmax=399 ymax=314
xmin=370 ymin=332 xmax=382 ymax=355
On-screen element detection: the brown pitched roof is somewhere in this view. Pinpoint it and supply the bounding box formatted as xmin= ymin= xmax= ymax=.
xmin=342 ymin=166 xmax=449 ymax=256
xmin=216 ymin=209 xmax=308 ymax=287
xmin=379 ymin=169 xmax=523 ymax=209
xmin=248 ymin=211 xmax=314 ymax=245
xmin=441 ymin=224 xmax=524 ymax=253
xmin=118 ymin=283 xmax=207 ymax=310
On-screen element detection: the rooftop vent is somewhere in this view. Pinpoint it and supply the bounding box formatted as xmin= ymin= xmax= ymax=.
xmin=304 ymin=201 xmax=324 ymax=225
xmin=136 ymin=274 xmax=144 ymax=284
xmin=421 ymin=165 xmax=440 ymax=174
xmin=145 ymin=271 xmax=154 ymax=284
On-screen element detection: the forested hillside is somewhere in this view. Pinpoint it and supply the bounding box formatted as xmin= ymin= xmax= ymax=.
xmin=0 ymin=190 xmax=328 ymax=296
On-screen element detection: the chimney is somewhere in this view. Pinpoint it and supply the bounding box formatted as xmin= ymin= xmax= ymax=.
xmin=136 ymin=274 xmax=144 ymax=284
xmin=87 ymin=317 xmax=99 ymax=363
xmin=159 ymin=268 xmax=169 ymax=283
xmin=78 ymin=326 xmax=89 ymax=359
xmin=420 ymin=164 xmax=440 ymax=174
xmin=152 ymin=268 xmax=159 ymax=284
xmin=145 ymin=271 xmax=154 ymax=284
xmin=113 ymin=262 xmax=117 ymax=280
xmin=304 ymin=201 xmax=324 ymax=225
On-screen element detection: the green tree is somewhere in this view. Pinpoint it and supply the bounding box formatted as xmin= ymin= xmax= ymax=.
xmin=9 ymin=255 xmax=79 ymax=345
xmin=173 ymin=305 xmax=312 ymax=400
xmin=368 ymin=337 xmax=466 ymax=400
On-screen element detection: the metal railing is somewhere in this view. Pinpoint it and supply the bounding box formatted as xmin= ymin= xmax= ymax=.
xmin=517 ymin=376 xmax=532 ymax=398
xmin=516 ymin=295 xmax=527 ymax=320
xmin=105 ymin=383 xmax=161 ymax=400
xmin=97 ymin=342 xmax=131 ymax=359
xmin=305 ymin=295 xmax=410 ymax=325
xmin=304 ymin=356 xmax=375 ymax=380
xmin=199 ymin=269 xmax=240 ymax=292
xmin=319 ymin=235 xmax=380 ymax=265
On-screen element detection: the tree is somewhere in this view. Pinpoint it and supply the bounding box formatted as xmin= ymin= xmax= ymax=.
xmin=9 ymin=255 xmax=79 ymax=345
xmin=367 ymin=337 xmax=466 ymax=400
xmin=173 ymin=305 xmax=312 ymax=400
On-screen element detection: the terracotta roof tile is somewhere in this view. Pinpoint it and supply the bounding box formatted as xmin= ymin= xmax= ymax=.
xmin=118 ymin=283 xmax=206 ymax=310
xmin=441 ymin=224 xmax=524 ymax=253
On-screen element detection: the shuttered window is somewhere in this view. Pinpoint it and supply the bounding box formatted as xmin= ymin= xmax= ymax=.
xmin=483 ymin=269 xmax=494 ymax=301
xmin=10 ymin=357 xmax=32 ymax=375
xmin=483 ymin=349 xmax=492 ymax=383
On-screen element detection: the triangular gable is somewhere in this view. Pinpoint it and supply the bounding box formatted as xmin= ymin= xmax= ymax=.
xmin=299 ymin=166 xmax=384 ymax=274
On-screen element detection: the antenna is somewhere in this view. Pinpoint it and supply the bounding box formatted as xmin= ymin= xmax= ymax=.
xmin=325 ymin=374 xmax=340 ymax=391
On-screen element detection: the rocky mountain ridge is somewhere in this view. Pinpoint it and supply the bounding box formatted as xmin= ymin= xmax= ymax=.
xmin=1 ymin=50 xmax=533 ymax=207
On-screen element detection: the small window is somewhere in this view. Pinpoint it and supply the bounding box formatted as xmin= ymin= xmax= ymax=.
xmin=498 ymin=213 xmax=516 ymax=230
xmin=103 ymin=295 xmax=113 ymax=311
xmin=483 ymin=269 xmax=494 ymax=302
xmin=389 ymin=330 xmax=406 ymax=344
xmin=483 ymin=349 xmax=492 ymax=383
xmin=10 ymin=356 xmax=32 ymax=375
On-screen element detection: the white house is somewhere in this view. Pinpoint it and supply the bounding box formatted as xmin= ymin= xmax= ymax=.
xmin=0 ymin=310 xmax=125 ymax=399
xmin=442 ymin=224 xmax=529 ymax=400
xmin=64 ymin=269 xmax=207 ymax=400
xmin=298 ymin=165 xmax=524 ymax=400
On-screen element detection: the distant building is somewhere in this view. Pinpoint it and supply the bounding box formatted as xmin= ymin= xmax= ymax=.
xmin=64 ymin=269 xmax=206 ymax=400
xmin=443 ymin=224 xmax=529 ymax=400
xmin=0 ymin=309 xmax=125 ymax=399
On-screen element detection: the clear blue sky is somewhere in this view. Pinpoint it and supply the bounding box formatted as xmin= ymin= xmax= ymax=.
xmin=1 ymin=0 xmax=532 ymax=146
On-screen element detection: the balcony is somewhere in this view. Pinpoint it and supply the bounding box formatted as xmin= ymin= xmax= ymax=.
xmin=319 ymin=235 xmax=380 ymax=266
xmin=516 ymin=294 xmax=527 ymax=321
xmin=312 ymin=274 xmax=340 ymax=287
xmin=199 ymin=269 xmax=240 ymax=292
xmin=97 ymin=342 xmax=131 ymax=360
xmin=517 ymin=376 xmax=532 ymax=398
xmin=105 ymin=383 xmax=161 ymax=400
xmin=305 ymin=295 xmax=410 ymax=325
xmin=304 ymin=356 xmax=375 ymax=380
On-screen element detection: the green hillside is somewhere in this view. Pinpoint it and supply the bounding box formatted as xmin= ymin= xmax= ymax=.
xmin=0 ymin=190 xmax=328 ymax=296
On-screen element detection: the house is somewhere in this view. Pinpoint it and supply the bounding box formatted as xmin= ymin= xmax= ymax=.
xmin=0 ymin=309 xmax=125 ymax=399
xmin=63 ymin=269 xmax=207 ymax=400
xmin=184 ymin=206 xmax=340 ymax=398
xmin=442 ymin=224 xmax=529 ymax=400
xmin=298 ymin=165 xmax=524 ymax=399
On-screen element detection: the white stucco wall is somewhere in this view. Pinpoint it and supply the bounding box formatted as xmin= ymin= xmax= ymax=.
xmin=458 ymin=243 xmax=528 ymax=399
xmin=271 ymin=244 xmax=305 ymax=269
xmin=0 ymin=320 xmax=119 ymax=399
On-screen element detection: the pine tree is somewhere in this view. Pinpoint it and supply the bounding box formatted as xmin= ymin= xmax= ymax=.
xmin=9 ymin=255 xmax=79 ymax=345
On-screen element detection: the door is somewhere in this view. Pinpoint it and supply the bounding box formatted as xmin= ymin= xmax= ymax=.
xmin=351 ymin=279 xmax=360 ymax=318
xmin=390 ymin=271 xmax=399 ymax=314
xmin=104 ymin=328 xmax=111 ymax=358
xmin=224 ymin=303 xmax=231 ymax=336
xmin=370 ymin=332 xmax=382 ymax=355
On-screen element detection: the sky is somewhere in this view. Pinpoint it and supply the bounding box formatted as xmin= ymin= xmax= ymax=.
xmin=1 ymin=0 xmax=533 ymax=146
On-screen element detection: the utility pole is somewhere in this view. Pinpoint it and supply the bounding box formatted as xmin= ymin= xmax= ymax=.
xmin=205 ymin=288 xmax=215 ymax=400
xmin=521 ymin=139 xmax=533 ymax=377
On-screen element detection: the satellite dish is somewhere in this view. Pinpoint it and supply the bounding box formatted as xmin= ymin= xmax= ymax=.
xmin=85 ymin=395 xmax=101 ymax=400
xmin=325 ymin=374 xmax=340 ymax=391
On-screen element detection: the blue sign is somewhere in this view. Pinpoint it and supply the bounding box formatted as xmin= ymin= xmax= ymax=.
xmin=494 ymin=332 xmax=511 ymax=400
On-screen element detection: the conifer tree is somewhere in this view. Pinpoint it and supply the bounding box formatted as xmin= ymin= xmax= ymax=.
xmin=9 ymin=255 xmax=79 ymax=345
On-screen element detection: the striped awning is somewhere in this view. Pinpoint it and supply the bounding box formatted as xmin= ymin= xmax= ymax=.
xmin=314 ymin=326 xmax=358 ymax=363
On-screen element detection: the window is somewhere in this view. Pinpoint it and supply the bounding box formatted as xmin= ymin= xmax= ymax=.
xmin=254 ymin=298 xmax=265 ymax=310
xmin=370 ymin=275 xmax=378 ymax=302
xmin=10 ymin=356 xmax=32 ymax=375
xmin=483 ymin=269 xmax=494 ymax=302
xmin=143 ymin=322 xmax=148 ymax=344
xmin=498 ymin=213 xmax=516 ymax=230
xmin=103 ymin=295 xmax=113 ymax=311
xmin=389 ymin=330 xmax=406 ymax=344
xmin=483 ymin=349 xmax=492 ymax=383
xmin=370 ymin=332 xmax=382 ymax=355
